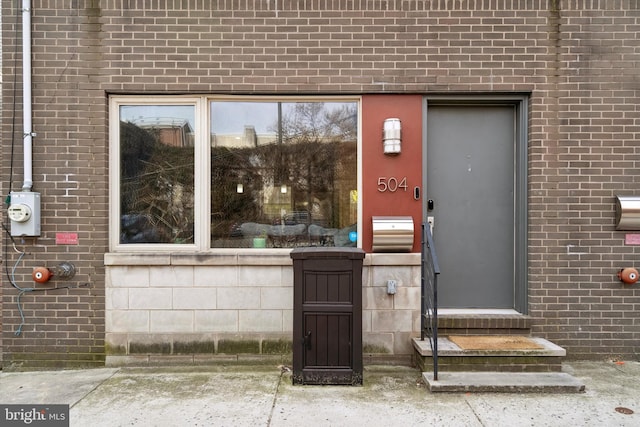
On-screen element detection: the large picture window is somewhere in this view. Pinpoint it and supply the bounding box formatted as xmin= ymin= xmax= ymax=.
xmin=118 ymin=104 xmax=196 ymax=244
xmin=111 ymin=97 xmax=359 ymax=251
xmin=210 ymin=101 xmax=358 ymax=248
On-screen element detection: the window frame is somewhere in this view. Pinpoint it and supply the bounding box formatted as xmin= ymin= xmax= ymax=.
xmin=109 ymin=95 xmax=362 ymax=253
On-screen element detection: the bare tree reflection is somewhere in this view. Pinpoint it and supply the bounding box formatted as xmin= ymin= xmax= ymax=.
xmin=120 ymin=121 xmax=195 ymax=244
xmin=120 ymin=102 xmax=357 ymax=247
xmin=211 ymin=102 xmax=357 ymax=248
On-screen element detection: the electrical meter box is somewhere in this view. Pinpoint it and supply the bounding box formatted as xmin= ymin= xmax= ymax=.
xmin=8 ymin=191 xmax=41 ymax=236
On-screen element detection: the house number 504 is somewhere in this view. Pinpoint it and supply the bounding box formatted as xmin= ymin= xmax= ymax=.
xmin=377 ymin=177 xmax=408 ymax=192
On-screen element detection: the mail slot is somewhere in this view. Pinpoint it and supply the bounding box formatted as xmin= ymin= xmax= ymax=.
xmin=372 ymin=216 xmax=414 ymax=252
xmin=615 ymin=196 xmax=640 ymax=230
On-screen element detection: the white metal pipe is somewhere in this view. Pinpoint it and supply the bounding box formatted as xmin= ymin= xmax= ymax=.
xmin=22 ymin=0 xmax=33 ymax=191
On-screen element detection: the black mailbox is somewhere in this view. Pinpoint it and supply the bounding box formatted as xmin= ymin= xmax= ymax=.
xmin=290 ymin=247 xmax=365 ymax=385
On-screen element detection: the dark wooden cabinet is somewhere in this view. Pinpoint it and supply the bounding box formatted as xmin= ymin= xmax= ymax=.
xmin=291 ymin=247 xmax=365 ymax=385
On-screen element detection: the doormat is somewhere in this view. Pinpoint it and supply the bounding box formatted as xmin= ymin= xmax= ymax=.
xmin=448 ymin=335 xmax=543 ymax=350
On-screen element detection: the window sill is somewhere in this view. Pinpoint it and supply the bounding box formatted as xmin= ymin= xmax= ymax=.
xmin=105 ymin=249 xmax=294 ymax=266
xmin=104 ymin=250 xmax=421 ymax=266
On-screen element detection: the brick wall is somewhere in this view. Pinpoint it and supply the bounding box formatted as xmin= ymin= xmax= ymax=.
xmin=2 ymin=0 xmax=108 ymax=368
xmin=2 ymin=0 xmax=640 ymax=367
xmin=0 ymin=3 xmax=3 ymax=365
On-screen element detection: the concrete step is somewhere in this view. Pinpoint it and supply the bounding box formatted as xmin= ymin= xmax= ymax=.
xmin=423 ymin=371 xmax=585 ymax=393
xmin=412 ymin=336 xmax=566 ymax=372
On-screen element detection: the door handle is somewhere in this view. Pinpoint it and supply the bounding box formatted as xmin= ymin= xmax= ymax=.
xmin=303 ymin=331 xmax=312 ymax=350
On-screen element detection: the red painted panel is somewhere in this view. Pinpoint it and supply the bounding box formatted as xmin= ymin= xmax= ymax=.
xmin=362 ymin=95 xmax=423 ymax=252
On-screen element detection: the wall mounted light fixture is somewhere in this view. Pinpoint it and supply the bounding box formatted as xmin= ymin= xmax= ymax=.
xmin=383 ymin=118 xmax=401 ymax=155
xmin=615 ymin=195 xmax=640 ymax=230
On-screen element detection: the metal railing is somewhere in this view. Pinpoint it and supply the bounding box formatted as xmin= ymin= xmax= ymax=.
xmin=420 ymin=221 xmax=440 ymax=380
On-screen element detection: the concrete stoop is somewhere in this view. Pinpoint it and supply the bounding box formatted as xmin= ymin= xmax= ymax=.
xmin=412 ymin=336 xmax=586 ymax=393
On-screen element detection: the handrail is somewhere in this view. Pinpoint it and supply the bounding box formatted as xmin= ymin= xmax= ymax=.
xmin=420 ymin=222 xmax=440 ymax=380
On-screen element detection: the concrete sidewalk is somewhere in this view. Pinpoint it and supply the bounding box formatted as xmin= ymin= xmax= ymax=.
xmin=1 ymin=362 xmax=639 ymax=426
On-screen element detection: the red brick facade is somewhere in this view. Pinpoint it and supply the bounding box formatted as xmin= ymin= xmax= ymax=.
xmin=2 ymin=0 xmax=640 ymax=367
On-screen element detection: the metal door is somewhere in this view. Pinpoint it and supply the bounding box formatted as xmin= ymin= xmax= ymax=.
xmin=426 ymin=105 xmax=516 ymax=308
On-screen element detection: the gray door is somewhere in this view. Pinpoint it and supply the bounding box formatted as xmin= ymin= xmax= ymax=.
xmin=426 ymin=105 xmax=515 ymax=308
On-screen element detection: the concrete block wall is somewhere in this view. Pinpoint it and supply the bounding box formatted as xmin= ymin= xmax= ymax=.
xmin=104 ymin=253 xmax=421 ymax=364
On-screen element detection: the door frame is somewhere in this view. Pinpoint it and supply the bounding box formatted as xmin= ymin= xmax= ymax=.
xmin=422 ymin=94 xmax=529 ymax=313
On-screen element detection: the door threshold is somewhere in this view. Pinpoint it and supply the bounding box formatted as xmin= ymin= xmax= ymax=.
xmin=437 ymin=309 xmax=522 ymax=316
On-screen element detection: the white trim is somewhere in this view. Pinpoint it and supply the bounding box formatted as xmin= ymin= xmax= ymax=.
xmin=196 ymin=97 xmax=209 ymax=249
xmin=109 ymin=96 xmax=200 ymax=252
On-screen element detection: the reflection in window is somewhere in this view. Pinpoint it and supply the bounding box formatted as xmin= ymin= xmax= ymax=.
xmin=119 ymin=105 xmax=195 ymax=244
xmin=210 ymin=101 xmax=358 ymax=248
